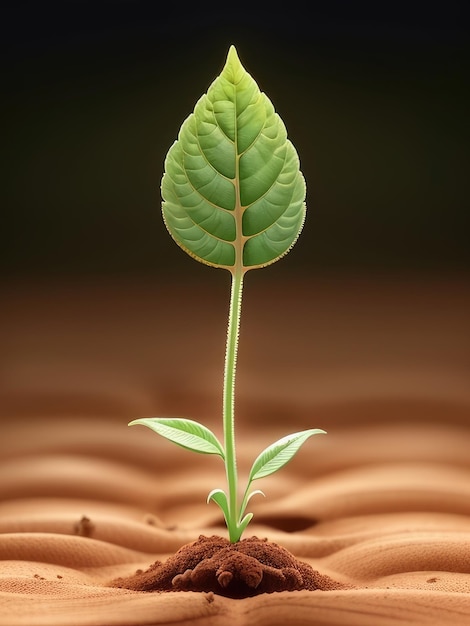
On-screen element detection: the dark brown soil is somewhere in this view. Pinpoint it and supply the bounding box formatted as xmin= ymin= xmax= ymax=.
xmin=110 ymin=535 xmax=347 ymax=598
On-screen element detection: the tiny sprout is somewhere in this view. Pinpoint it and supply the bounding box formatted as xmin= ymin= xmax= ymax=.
xmin=130 ymin=45 xmax=326 ymax=543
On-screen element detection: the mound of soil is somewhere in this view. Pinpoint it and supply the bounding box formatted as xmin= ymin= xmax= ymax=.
xmin=111 ymin=535 xmax=346 ymax=597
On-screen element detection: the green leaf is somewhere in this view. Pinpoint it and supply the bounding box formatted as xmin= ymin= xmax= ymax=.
xmin=129 ymin=418 xmax=225 ymax=457
xmin=246 ymin=489 xmax=265 ymax=504
xmin=207 ymin=488 xmax=230 ymax=520
xmin=248 ymin=429 xmax=326 ymax=482
xmin=161 ymin=44 xmax=306 ymax=273
xmin=237 ymin=512 xmax=254 ymax=536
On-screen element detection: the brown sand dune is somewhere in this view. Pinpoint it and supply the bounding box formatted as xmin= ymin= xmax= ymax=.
xmin=1 ymin=276 xmax=469 ymax=624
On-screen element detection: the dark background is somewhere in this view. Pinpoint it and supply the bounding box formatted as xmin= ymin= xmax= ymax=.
xmin=2 ymin=1 xmax=469 ymax=282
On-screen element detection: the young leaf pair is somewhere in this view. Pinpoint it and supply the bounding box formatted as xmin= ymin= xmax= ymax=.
xmin=130 ymin=416 xmax=325 ymax=541
xmin=130 ymin=45 xmax=326 ymax=543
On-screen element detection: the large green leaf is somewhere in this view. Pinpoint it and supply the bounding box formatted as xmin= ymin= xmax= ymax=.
xmin=129 ymin=418 xmax=225 ymax=457
xmin=161 ymin=45 xmax=306 ymax=273
xmin=248 ymin=429 xmax=326 ymax=482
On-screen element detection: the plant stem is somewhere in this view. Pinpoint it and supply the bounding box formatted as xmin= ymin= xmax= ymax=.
xmin=223 ymin=268 xmax=244 ymax=542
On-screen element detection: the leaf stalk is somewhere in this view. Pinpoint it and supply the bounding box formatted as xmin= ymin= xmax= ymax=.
xmin=223 ymin=269 xmax=244 ymax=542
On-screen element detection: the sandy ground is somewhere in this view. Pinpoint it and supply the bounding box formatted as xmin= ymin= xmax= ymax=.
xmin=1 ymin=273 xmax=469 ymax=625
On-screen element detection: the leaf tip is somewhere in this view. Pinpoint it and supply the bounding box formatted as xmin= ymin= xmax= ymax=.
xmin=227 ymin=44 xmax=239 ymax=62
xmin=223 ymin=44 xmax=244 ymax=83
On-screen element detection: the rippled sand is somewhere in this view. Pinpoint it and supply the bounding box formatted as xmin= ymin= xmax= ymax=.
xmin=1 ymin=276 xmax=469 ymax=625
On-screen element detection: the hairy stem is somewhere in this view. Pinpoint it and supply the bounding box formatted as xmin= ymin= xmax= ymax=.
xmin=223 ymin=269 xmax=244 ymax=542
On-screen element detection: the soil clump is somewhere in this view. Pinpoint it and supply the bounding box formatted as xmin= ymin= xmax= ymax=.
xmin=111 ymin=535 xmax=346 ymax=598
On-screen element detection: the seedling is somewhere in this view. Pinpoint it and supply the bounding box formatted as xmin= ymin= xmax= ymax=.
xmin=130 ymin=45 xmax=326 ymax=543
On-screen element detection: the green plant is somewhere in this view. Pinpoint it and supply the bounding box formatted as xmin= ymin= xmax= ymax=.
xmin=130 ymin=45 xmax=326 ymax=543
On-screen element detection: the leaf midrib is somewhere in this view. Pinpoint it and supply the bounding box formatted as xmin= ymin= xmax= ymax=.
xmin=233 ymin=81 xmax=250 ymax=276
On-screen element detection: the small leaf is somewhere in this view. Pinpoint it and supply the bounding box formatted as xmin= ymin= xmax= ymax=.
xmin=129 ymin=418 xmax=225 ymax=457
xmin=237 ymin=512 xmax=254 ymax=536
xmin=248 ymin=429 xmax=326 ymax=482
xmin=207 ymin=488 xmax=229 ymax=513
xmin=161 ymin=44 xmax=306 ymax=273
xmin=207 ymin=489 xmax=230 ymax=525
xmin=246 ymin=489 xmax=265 ymax=504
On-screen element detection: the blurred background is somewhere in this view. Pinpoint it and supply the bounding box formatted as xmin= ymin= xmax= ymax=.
xmin=2 ymin=0 xmax=469 ymax=279
xmin=1 ymin=1 xmax=469 ymax=428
